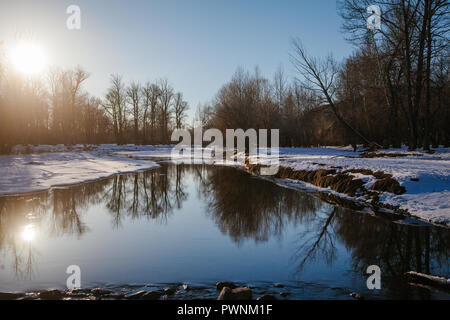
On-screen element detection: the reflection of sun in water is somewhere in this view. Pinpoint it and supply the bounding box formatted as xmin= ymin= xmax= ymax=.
xmin=22 ymin=224 xmax=37 ymax=242
xmin=9 ymin=42 xmax=47 ymax=75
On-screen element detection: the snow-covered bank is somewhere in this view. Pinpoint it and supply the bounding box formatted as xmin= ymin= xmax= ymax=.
xmin=1 ymin=144 xmax=449 ymax=226
xmin=272 ymin=147 xmax=450 ymax=226
xmin=0 ymin=150 xmax=159 ymax=196
xmin=114 ymin=145 xmax=450 ymax=226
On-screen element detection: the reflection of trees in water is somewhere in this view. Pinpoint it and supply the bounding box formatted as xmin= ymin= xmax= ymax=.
xmin=10 ymin=244 xmax=37 ymax=280
xmin=50 ymin=180 xmax=110 ymax=236
xmin=104 ymin=164 xmax=189 ymax=228
xmin=292 ymin=206 xmax=338 ymax=272
xmin=0 ymin=194 xmax=47 ymax=279
xmin=0 ymin=179 xmax=110 ymax=279
xmin=192 ymin=164 xmax=449 ymax=296
xmin=0 ymin=163 xmax=448 ymax=292
xmin=194 ymin=166 xmax=326 ymax=245
xmin=292 ymin=204 xmax=450 ymax=298
xmin=0 ymin=165 xmax=189 ymax=278
xmin=335 ymin=209 xmax=449 ymax=280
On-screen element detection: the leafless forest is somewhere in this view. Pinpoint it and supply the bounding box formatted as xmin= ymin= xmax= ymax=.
xmin=0 ymin=0 xmax=448 ymax=153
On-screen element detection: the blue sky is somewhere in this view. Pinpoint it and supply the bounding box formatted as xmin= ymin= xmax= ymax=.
xmin=0 ymin=0 xmax=354 ymax=118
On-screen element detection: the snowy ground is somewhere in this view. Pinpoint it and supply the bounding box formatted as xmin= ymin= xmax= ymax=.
xmin=2 ymin=144 xmax=449 ymax=226
xmin=0 ymin=146 xmax=160 ymax=196
xmin=273 ymin=147 xmax=450 ymax=226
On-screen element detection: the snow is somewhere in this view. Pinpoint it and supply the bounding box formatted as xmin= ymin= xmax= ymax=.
xmin=116 ymin=145 xmax=450 ymax=226
xmin=1 ymin=144 xmax=449 ymax=226
xmin=405 ymin=271 xmax=450 ymax=287
xmin=0 ymin=149 xmax=159 ymax=196
xmin=268 ymin=147 xmax=450 ymax=226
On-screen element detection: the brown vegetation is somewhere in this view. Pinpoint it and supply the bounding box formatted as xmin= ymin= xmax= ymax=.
xmin=197 ymin=1 xmax=449 ymax=151
xmin=359 ymin=152 xmax=424 ymax=158
xmin=245 ymin=161 xmax=415 ymax=224
xmin=371 ymin=178 xmax=406 ymax=195
xmin=246 ymin=162 xmax=407 ymax=208
xmin=0 ymin=1 xmax=447 ymax=152
xmin=0 ymin=66 xmax=189 ymax=149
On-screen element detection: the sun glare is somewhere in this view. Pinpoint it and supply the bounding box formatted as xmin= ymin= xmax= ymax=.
xmin=21 ymin=224 xmax=37 ymax=242
xmin=9 ymin=43 xmax=47 ymax=75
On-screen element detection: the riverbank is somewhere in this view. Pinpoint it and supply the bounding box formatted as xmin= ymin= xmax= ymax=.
xmin=113 ymin=145 xmax=450 ymax=227
xmin=1 ymin=277 xmax=448 ymax=300
xmin=246 ymin=146 xmax=450 ymax=227
xmin=1 ymin=144 xmax=449 ymax=226
xmin=0 ymin=145 xmax=160 ymax=196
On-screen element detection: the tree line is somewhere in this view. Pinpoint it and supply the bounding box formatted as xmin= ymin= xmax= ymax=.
xmin=198 ymin=0 xmax=449 ymax=150
xmin=1 ymin=0 xmax=448 ymax=152
xmin=0 ymin=61 xmax=189 ymax=153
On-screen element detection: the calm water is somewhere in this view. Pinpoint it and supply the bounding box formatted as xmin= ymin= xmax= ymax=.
xmin=0 ymin=163 xmax=448 ymax=299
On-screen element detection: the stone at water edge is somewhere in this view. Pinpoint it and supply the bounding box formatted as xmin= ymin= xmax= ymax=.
xmin=65 ymin=289 xmax=89 ymax=298
xmin=217 ymin=287 xmax=252 ymax=300
xmin=273 ymin=283 xmax=284 ymax=288
xmin=164 ymin=288 xmax=177 ymax=296
xmin=256 ymin=294 xmax=277 ymax=301
xmin=216 ymin=281 xmax=237 ymax=291
xmin=39 ymin=289 xmax=63 ymax=300
xmin=217 ymin=287 xmax=232 ymax=300
xmin=125 ymin=290 xmax=147 ymax=300
xmin=16 ymin=295 xmax=37 ymax=300
xmin=140 ymin=291 xmax=161 ymax=300
xmin=182 ymin=284 xmax=209 ymax=291
xmin=91 ymin=288 xmax=113 ymax=296
xmin=0 ymin=292 xmax=24 ymax=300
xmin=350 ymin=292 xmax=364 ymax=300
xmin=231 ymin=287 xmax=253 ymax=300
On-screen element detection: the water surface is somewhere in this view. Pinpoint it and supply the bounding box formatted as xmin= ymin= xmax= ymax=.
xmin=0 ymin=163 xmax=448 ymax=299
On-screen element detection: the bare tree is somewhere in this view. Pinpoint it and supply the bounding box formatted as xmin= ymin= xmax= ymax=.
xmin=127 ymin=81 xmax=141 ymax=143
xmin=173 ymin=92 xmax=189 ymax=129
xmin=157 ymin=78 xmax=174 ymax=143
xmin=141 ymin=82 xmax=151 ymax=144
xmin=338 ymin=0 xmax=450 ymax=149
xmin=141 ymin=82 xmax=160 ymax=144
xmin=290 ymin=39 xmax=373 ymax=147
xmin=68 ymin=67 xmax=90 ymax=144
xmin=273 ymin=64 xmax=288 ymax=110
xmin=104 ymin=74 xmax=127 ymax=144
xmin=47 ymin=67 xmax=89 ymax=143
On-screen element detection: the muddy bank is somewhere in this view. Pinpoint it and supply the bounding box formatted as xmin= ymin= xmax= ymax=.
xmin=358 ymin=152 xmax=424 ymax=158
xmin=245 ymin=162 xmax=415 ymax=223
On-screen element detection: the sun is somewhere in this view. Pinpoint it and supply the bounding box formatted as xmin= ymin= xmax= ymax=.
xmin=21 ymin=224 xmax=37 ymax=242
xmin=9 ymin=42 xmax=47 ymax=75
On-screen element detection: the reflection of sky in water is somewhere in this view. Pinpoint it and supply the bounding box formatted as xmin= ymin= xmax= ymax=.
xmin=0 ymin=164 xmax=448 ymax=299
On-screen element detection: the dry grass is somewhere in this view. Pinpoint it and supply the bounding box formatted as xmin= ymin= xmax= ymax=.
xmin=247 ymin=162 xmax=406 ymax=198
xmin=359 ymin=152 xmax=423 ymax=158
xmin=370 ymin=178 xmax=406 ymax=195
xmin=245 ymin=159 xmax=413 ymax=221
xmin=273 ymin=167 xmax=364 ymax=196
